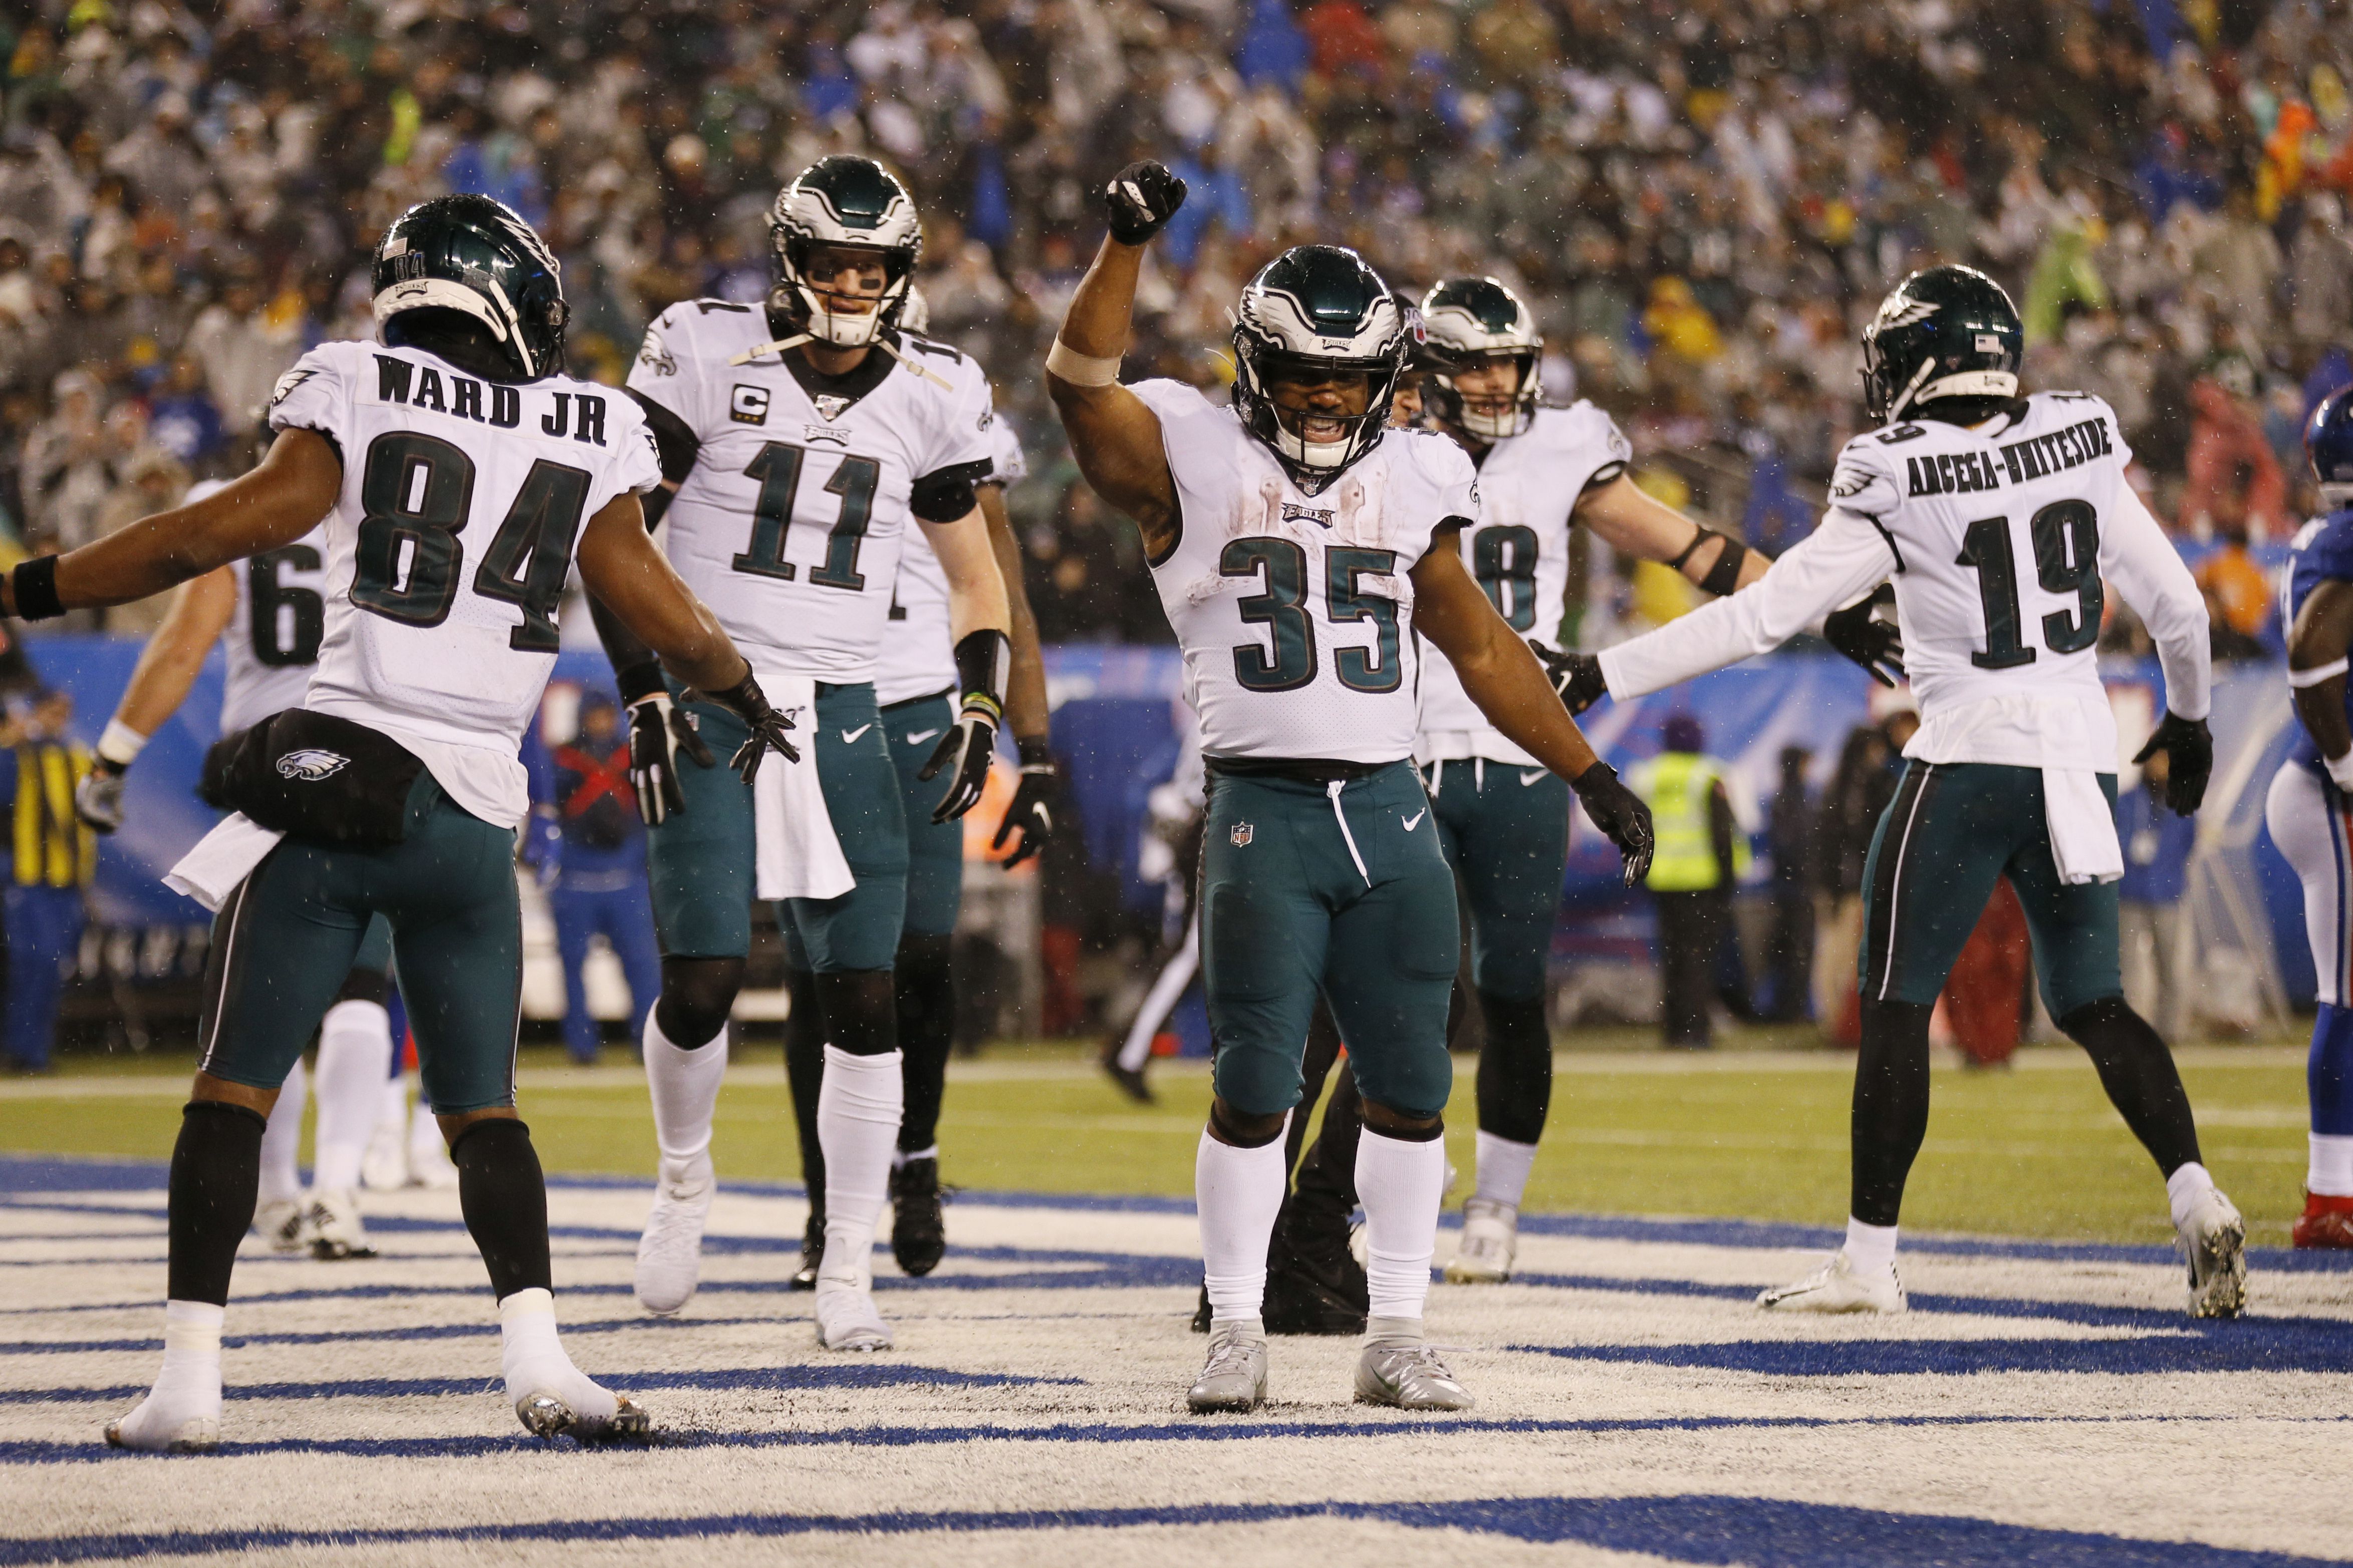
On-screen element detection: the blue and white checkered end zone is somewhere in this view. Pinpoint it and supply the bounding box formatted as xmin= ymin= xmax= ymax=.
xmin=2 ymin=1156 xmax=2349 ymax=1567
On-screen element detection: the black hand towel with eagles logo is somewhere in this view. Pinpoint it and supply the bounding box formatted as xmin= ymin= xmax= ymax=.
xmin=199 ymin=709 xmax=427 ymax=851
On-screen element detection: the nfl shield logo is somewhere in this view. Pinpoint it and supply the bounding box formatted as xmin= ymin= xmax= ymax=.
xmin=1230 ymin=822 xmax=1254 ymax=847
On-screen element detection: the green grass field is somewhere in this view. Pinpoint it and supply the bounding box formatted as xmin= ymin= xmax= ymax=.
xmin=0 ymin=1033 xmax=2314 ymax=1247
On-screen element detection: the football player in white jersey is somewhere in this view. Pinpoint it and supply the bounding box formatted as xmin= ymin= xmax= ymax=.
xmin=1273 ymin=277 xmax=1906 ymax=1308
xmin=8 ymin=194 xmax=798 ymax=1449
xmin=599 ymin=156 xmax=1011 ymax=1352
xmin=1551 ymin=265 xmax=2245 ymax=1319
xmin=74 ymin=478 xmax=398 ymax=1263
xmin=1048 ymin=161 xmax=1653 ymax=1413
xmin=780 ymin=292 xmax=1057 ymax=1288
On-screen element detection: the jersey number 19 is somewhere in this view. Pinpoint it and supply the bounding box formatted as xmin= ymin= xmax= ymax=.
xmin=1954 ymin=501 xmax=2103 ymax=669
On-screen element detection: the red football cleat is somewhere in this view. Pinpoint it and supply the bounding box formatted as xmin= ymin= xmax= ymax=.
xmin=2291 ymin=1191 xmax=2353 ymax=1249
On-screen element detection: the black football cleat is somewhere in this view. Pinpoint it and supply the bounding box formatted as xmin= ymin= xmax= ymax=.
xmin=1102 ymin=1056 xmax=1155 ymax=1105
xmin=890 ymin=1157 xmax=947 ymax=1277
xmin=790 ymin=1206 xmax=824 ymax=1291
xmin=1263 ymin=1207 xmax=1369 ymax=1336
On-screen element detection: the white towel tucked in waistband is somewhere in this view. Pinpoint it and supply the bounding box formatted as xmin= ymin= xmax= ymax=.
xmin=2044 ymin=767 xmax=2124 ymax=886
xmin=164 ymin=813 xmax=286 ymax=911
xmin=752 ymin=671 xmax=855 ymax=902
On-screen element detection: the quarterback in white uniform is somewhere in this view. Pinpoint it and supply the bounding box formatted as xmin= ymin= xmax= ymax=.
xmin=12 ymin=194 xmax=796 ymax=1449
xmin=780 ymin=302 xmax=1059 ymax=1290
xmin=74 ymin=480 xmax=400 ymax=1263
xmin=1555 ymin=265 xmax=2245 ymax=1319
xmin=1048 ymin=159 xmax=1653 ymax=1414
xmin=600 ymin=155 xmax=1012 ymax=1353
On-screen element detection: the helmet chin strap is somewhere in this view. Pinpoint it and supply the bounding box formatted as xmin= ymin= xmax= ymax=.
xmin=1883 ymin=356 xmax=1937 ymax=422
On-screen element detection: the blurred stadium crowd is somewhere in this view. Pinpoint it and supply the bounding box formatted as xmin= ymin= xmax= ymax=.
xmin=1 ymin=0 xmax=2351 ymax=651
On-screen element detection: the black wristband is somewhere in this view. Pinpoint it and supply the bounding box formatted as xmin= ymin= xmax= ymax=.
xmin=954 ymin=629 xmax=1011 ymax=721
xmin=12 ymin=556 xmax=63 ymax=621
xmin=1016 ymin=734 xmax=1055 ymax=770
xmin=615 ymin=662 xmax=667 ymax=705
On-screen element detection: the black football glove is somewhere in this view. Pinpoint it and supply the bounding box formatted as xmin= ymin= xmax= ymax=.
xmin=1530 ymin=640 xmax=1609 ymax=716
xmin=74 ymin=758 xmax=126 ymax=834
xmin=624 ymin=687 xmax=714 ymax=827
xmin=1822 ymin=586 xmax=1906 ymax=688
xmin=692 ymin=668 xmax=800 ymax=786
xmin=2133 ymin=711 xmax=2213 ymax=816
xmin=1105 ymin=159 xmax=1187 ymax=245
xmin=990 ymin=737 xmax=1063 ymax=867
xmin=1572 ymin=761 xmax=1655 ymax=888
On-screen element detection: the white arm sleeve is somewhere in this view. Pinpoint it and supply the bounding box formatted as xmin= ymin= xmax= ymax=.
xmin=1598 ymin=509 xmax=1900 ymax=700
xmin=2100 ymin=482 xmax=2211 ymax=722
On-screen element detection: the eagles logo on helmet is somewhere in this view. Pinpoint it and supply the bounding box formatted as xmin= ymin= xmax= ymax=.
xmin=1229 ymin=244 xmax=1412 ymax=495
xmin=768 ymin=155 xmax=923 ymax=349
xmin=1859 ymin=263 xmax=2023 ymax=425
xmin=371 ymin=193 xmax=570 ymax=383
xmin=1418 ymin=276 xmax=1543 ymax=442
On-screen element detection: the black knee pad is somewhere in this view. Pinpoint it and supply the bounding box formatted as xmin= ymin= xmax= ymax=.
xmin=655 ymin=955 xmax=745 ymax=1049
xmin=1209 ymin=1098 xmax=1285 ymax=1149
xmin=333 ymin=966 xmax=391 ymax=1008
xmin=167 ymin=1100 xmax=269 ymax=1307
xmin=812 ymin=967 xmax=897 ymax=1057
xmin=449 ymin=1117 xmax=553 ymax=1301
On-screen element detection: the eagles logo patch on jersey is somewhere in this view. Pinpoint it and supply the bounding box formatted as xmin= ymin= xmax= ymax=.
xmin=275 ymin=748 xmax=350 ymax=781
xmin=812 ymin=393 xmax=853 ymax=423
xmin=269 ymin=368 xmax=315 ymax=408
xmin=638 ymin=326 xmax=677 ymax=377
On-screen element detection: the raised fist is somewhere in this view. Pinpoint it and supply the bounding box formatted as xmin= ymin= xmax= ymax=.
xmin=1105 ymin=160 xmax=1188 ymax=246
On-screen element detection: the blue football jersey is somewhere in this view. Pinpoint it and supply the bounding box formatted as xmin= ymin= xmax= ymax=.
xmin=2283 ymin=508 xmax=2353 ymax=769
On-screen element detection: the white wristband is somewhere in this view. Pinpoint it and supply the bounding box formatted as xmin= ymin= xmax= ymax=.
xmin=2289 ymin=657 xmax=2349 ymax=689
xmin=2327 ymin=751 xmax=2353 ymax=794
xmin=96 ymin=720 xmax=149 ymax=768
xmin=1046 ymin=338 xmax=1122 ymax=387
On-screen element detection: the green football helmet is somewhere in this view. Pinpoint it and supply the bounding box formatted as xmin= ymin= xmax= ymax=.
xmin=769 ymin=155 xmax=922 ymax=348
xmin=1230 ymin=245 xmax=1413 ymax=495
xmin=371 ymin=194 xmax=569 ymax=382
xmin=1419 ymin=275 xmax=1542 ymax=441
xmin=1860 ymin=264 xmax=2023 ymax=425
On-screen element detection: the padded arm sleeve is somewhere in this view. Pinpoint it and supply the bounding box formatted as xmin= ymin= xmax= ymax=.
xmin=2101 ymin=481 xmax=2211 ymax=722
xmin=1599 ymin=508 xmax=1899 ymax=700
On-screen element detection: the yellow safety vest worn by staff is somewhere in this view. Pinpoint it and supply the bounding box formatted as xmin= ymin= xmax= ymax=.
xmin=1628 ymin=750 xmax=1747 ymax=893
xmin=13 ymin=741 xmax=96 ymax=889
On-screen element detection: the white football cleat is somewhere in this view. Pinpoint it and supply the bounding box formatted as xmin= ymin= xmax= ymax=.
xmin=1757 ymin=1250 xmax=1907 ymax=1314
xmin=253 ymin=1198 xmax=310 ymax=1254
xmin=813 ymin=1279 xmax=894 ymax=1352
xmin=305 ymin=1190 xmax=377 ymax=1260
xmin=2178 ymin=1187 xmax=2248 ymax=1319
xmin=105 ymin=1393 xmax=220 ymax=1453
xmin=1444 ymin=1197 xmax=1518 ymax=1284
xmin=406 ymin=1130 xmax=459 ymax=1190
xmin=634 ymin=1152 xmax=715 ymax=1316
xmin=360 ymin=1118 xmax=408 ymax=1191
xmin=507 ymin=1365 xmax=651 ymax=1441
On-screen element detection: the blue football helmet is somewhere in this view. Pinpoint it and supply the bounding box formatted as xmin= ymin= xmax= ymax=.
xmin=2307 ymin=383 xmax=2353 ymax=498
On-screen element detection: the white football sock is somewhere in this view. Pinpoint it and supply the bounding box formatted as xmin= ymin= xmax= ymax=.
xmin=311 ymin=1000 xmax=394 ymax=1194
xmin=1196 ymin=1118 xmax=1288 ymax=1327
xmin=112 ymin=1300 xmax=224 ymax=1448
xmin=1472 ymin=1129 xmax=1539 ymax=1209
xmin=2309 ymin=1134 xmax=2353 ymax=1197
xmin=2166 ymin=1160 xmax=2219 ymax=1231
xmin=497 ymin=1287 xmax=616 ymax=1425
xmin=642 ymin=1011 xmax=728 ymax=1175
xmin=1356 ymin=1127 xmax=1446 ymax=1322
xmin=816 ymin=1045 xmax=903 ymax=1287
xmin=1844 ymin=1216 xmax=1899 ymax=1274
xmin=255 ymin=1057 xmax=306 ymax=1206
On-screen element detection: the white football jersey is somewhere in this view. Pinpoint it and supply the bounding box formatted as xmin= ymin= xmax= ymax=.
xmin=1415 ymin=402 xmax=1629 ymax=766
xmin=1601 ymin=390 xmax=2211 ymax=774
xmin=628 ymin=302 xmax=996 ymax=683
xmin=267 ymin=340 xmax=662 ymax=825
xmin=1132 ymin=379 xmax=1475 ymax=764
xmin=873 ymin=409 xmax=1028 ymax=707
xmin=220 ymin=518 xmax=331 ymax=735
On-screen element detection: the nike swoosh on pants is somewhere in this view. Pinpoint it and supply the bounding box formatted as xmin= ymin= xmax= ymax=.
xmin=1521 ymin=769 xmax=1547 ymax=786
xmin=1401 ymin=810 xmax=1425 ymax=831
xmin=841 ymin=725 xmax=873 ymax=744
xmin=905 ymin=729 xmax=942 ymax=745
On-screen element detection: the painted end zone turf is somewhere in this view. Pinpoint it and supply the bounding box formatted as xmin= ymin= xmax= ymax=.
xmin=1 ymin=1155 xmax=2348 ymax=1567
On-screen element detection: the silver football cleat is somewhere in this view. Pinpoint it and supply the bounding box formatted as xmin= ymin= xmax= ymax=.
xmin=2179 ymin=1187 xmax=2248 ymax=1319
xmin=1757 ymin=1250 xmax=1907 ymax=1314
xmin=104 ymin=1409 xmax=219 ymax=1453
xmin=253 ymin=1197 xmax=310 ymax=1254
xmin=514 ymin=1390 xmax=651 ymax=1441
xmin=1353 ymin=1341 xmax=1474 ymax=1411
xmin=1187 ymin=1322 xmax=1268 ymax=1412
xmin=1444 ymin=1197 xmax=1518 ymax=1284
